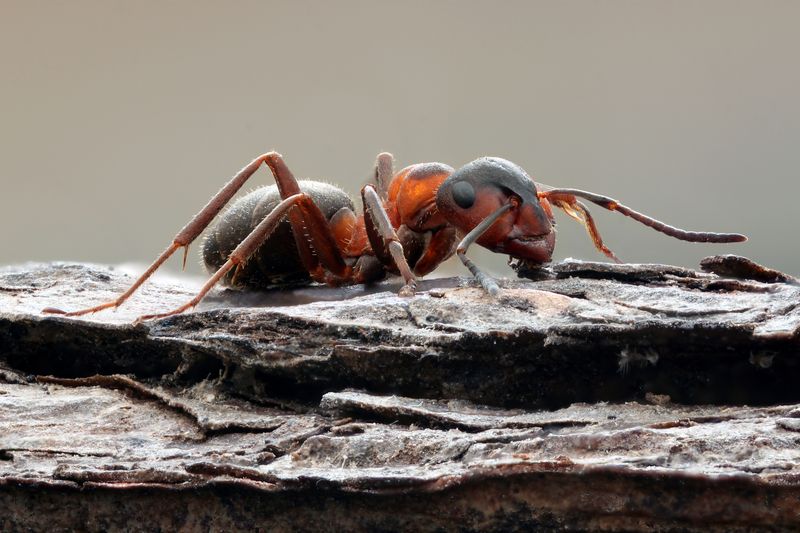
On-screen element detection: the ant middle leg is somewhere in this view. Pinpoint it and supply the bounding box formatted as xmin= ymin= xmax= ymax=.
xmin=373 ymin=152 xmax=394 ymax=201
xmin=361 ymin=184 xmax=418 ymax=296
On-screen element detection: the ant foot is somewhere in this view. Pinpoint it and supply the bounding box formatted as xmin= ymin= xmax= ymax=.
xmin=398 ymin=281 xmax=417 ymax=297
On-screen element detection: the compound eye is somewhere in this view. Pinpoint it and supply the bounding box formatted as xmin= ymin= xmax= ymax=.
xmin=451 ymin=181 xmax=475 ymax=209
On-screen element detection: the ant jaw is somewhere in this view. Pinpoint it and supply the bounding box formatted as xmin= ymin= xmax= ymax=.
xmin=509 ymin=258 xmax=557 ymax=281
xmin=493 ymin=231 xmax=556 ymax=267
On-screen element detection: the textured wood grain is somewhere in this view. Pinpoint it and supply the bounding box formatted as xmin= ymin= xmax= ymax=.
xmin=1 ymin=259 xmax=799 ymax=531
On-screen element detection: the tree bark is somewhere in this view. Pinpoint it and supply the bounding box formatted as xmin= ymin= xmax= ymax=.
xmin=1 ymin=257 xmax=799 ymax=531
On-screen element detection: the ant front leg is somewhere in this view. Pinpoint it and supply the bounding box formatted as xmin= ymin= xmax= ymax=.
xmin=456 ymin=204 xmax=513 ymax=297
xmin=43 ymin=154 xmax=279 ymax=317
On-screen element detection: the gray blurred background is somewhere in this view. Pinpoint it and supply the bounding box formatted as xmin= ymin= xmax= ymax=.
xmin=2 ymin=1 xmax=798 ymax=283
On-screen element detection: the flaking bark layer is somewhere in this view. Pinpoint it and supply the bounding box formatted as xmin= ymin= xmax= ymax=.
xmin=1 ymin=258 xmax=799 ymax=531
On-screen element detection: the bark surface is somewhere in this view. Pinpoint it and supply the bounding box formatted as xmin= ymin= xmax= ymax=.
xmin=1 ymin=257 xmax=799 ymax=531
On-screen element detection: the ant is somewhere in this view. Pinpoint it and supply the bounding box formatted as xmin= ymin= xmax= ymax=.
xmin=44 ymin=152 xmax=746 ymax=322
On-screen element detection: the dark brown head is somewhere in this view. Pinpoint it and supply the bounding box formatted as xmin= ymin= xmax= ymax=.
xmin=436 ymin=157 xmax=556 ymax=264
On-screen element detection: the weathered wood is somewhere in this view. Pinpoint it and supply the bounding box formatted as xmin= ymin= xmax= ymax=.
xmin=3 ymin=259 xmax=799 ymax=408
xmin=1 ymin=258 xmax=799 ymax=531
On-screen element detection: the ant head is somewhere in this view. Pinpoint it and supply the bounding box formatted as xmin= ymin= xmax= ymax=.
xmin=437 ymin=157 xmax=556 ymax=264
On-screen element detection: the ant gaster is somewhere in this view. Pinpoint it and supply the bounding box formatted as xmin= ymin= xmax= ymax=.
xmin=44 ymin=152 xmax=746 ymax=322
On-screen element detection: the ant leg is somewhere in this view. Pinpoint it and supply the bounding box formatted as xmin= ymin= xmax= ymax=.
xmin=549 ymin=198 xmax=621 ymax=263
xmin=413 ymin=226 xmax=458 ymax=276
xmin=44 ymin=154 xmax=278 ymax=317
xmin=540 ymin=188 xmax=747 ymax=243
xmin=456 ymin=204 xmax=513 ymax=296
xmin=373 ymin=152 xmax=394 ymax=201
xmin=136 ymin=194 xmax=305 ymax=322
xmin=361 ymin=184 xmax=418 ymax=296
xmin=262 ymin=155 xmax=349 ymax=281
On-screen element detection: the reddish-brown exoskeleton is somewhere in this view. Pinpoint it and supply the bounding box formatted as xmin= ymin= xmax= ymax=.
xmin=44 ymin=152 xmax=746 ymax=322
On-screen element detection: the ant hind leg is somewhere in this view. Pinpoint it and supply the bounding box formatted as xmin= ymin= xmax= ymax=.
xmin=135 ymin=193 xmax=307 ymax=322
xmin=43 ymin=154 xmax=276 ymax=317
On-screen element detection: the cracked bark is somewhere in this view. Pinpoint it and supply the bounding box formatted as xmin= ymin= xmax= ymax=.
xmin=1 ymin=256 xmax=799 ymax=531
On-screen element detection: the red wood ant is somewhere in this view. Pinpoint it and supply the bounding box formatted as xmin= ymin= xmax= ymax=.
xmin=44 ymin=152 xmax=746 ymax=322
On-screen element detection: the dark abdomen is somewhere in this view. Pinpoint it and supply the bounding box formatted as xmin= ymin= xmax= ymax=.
xmin=202 ymin=180 xmax=354 ymax=289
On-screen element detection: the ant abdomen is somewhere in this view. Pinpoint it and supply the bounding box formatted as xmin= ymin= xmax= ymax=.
xmin=202 ymin=180 xmax=353 ymax=289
